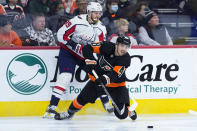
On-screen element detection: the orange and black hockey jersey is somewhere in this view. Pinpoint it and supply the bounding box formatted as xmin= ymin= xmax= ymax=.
xmin=4 ymin=4 xmax=25 ymax=20
xmin=82 ymin=41 xmax=131 ymax=88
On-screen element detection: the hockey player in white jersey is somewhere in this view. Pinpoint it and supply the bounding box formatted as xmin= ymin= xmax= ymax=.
xmin=43 ymin=2 xmax=114 ymax=119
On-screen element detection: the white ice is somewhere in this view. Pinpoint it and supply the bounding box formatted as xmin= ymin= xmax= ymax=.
xmin=0 ymin=113 xmax=197 ymax=131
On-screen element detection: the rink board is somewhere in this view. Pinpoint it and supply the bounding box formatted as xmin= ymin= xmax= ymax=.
xmin=0 ymin=46 xmax=197 ymax=116
xmin=0 ymin=98 xmax=197 ymax=116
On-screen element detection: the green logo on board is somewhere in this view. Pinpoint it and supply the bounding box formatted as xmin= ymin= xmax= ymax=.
xmin=6 ymin=53 xmax=48 ymax=95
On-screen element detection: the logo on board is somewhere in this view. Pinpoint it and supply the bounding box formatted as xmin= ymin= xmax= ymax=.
xmin=6 ymin=53 xmax=48 ymax=95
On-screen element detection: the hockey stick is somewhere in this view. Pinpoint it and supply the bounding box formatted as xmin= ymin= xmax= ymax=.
xmin=92 ymin=70 xmax=124 ymax=115
xmin=188 ymin=110 xmax=197 ymax=115
xmin=128 ymin=97 xmax=138 ymax=112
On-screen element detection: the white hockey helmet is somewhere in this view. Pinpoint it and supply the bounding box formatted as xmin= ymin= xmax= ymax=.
xmin=87 ymin=2 xmax=102 ymax=13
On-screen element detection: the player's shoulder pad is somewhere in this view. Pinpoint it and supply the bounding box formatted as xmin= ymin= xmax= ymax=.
xmin=70 ymin=14 xmax=86 ymax=24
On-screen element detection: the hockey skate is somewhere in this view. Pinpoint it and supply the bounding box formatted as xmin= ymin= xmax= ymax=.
xmin=129 ymin=110 xmax=137 ymax=120
xmin=103 ymin=102 xmax=114 ymax=113
xmin=43 ymin=105 xmax=58 ymax=119
xmin=54 ymin=111 xmax=74 ymax=120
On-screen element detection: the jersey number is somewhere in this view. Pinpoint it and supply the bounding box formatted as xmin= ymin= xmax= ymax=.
xmin=65 ymin=21 xmax=72 ymax=28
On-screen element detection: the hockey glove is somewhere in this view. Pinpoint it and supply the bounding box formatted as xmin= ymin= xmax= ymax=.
xmin=67 ymin=39 xmax=77 ymax=47
xmin=85 ymin=59 xmax=97 ymax=73
xmin=95 ymin=75 xmax=110 ymax=86
xmin=67 ymin=39 xmax=83 ymax=54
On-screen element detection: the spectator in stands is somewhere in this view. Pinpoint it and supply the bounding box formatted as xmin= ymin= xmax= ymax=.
xmin=46 ymin=0 xmax=74 ymax=35
xmin=137 ymin=10 xmax=173 ymax=45
xmin=4 ymin=0 xmax=28 ymax=33
xmin=0 ymin=4 xmax=6 ymax=15
xmin=18 ymin=0 xmax=31 ymax=14
xmin=4 ymin=0 xmax=25 ymax=21
xmin=101 ymin=0 xmax=120 ymax=38
xmin=117 ymin=0 xmax=136 ymax=19
xmin=21 ymin=13 xmax=57 ymax=46
xmin=50 ymin=0 xmax=71 ymax=15
xmin=109 ymin=18 xmax=138 ymax=45
xmin=53 ymin=1 xmax=65 ymax=15
xmin=73 ymin=0 xmax=87 ymax=16
xmin=0 ymin=15 xmax=22 ymax=46
xmin=0 ymin=0 xmax=6 ymax=4
xmin=18 ymin=0 xmax=29 ymax=8
xmin=186 ymin=0 xmax=197 ymax=15
xmin=28 ymin=0 xmax=53 ymax=16
xmin=48 ymin=0 xmax=61 ymax=15
xmin=8 ymin=0 xmax=31 ymax=38
xmin=130 ymin=1 xmax=149 ymax=32
xmin=62 ymin=0 xmax=77 ymax=14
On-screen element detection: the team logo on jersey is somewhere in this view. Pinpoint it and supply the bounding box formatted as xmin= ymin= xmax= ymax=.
xmin=6 ymin=53 xmax=48 ymax=95
xmin=99 ymin=56 xmax=113 ymax=71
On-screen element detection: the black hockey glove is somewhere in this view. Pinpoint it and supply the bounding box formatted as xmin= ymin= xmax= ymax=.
xmin=85 ymin=59 xmax=97 ymax=73
xmin=95 ymin=75 xmax=109 ymax=86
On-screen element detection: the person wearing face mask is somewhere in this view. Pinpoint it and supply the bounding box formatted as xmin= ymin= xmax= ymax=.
xmin=100 ymin=0 xmax=120 ymax=39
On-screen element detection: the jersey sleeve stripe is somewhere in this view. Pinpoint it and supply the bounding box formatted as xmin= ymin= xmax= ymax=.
xmin=54 ymin=86 xmax=65 ymax=92
xmin=63 ymin=25 xmax=76 ymax=41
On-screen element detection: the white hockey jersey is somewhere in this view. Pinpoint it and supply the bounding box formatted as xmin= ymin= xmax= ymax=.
xmin=57 ymin=14 xmax=107 ymax=59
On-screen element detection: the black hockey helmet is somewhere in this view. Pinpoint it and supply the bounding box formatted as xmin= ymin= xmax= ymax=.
xmin=117 ymin=35 xmax=131 ymax=46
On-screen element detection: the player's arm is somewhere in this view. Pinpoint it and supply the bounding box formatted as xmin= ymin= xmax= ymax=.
xmin=82 ymin=43 xmax=100 ymax=73
xmin=57 ymin=16 xmax=77 ymax=45
xmin=96 ymin=54 xmax=131 ymax=87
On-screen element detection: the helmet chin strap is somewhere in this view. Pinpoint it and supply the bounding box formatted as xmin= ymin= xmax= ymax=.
xmin=88 ymin=13 xmax=97 ymax=24
xmin=89 ymin=16 xmax=94 ymax=24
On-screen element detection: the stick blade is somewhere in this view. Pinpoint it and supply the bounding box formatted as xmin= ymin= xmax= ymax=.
xmin=188 ymin=110 xmax=197 ymax=115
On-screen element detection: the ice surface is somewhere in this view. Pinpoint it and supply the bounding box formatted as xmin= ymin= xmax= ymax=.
xmin=0 ymin=113 xmax=197 ymax=131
